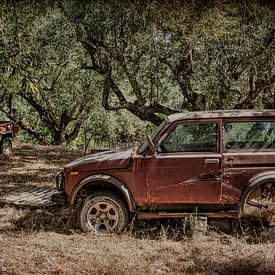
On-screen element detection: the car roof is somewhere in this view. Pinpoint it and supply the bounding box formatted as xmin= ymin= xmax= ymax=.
xmin=167 ymin=109 xmax=275 ymax=123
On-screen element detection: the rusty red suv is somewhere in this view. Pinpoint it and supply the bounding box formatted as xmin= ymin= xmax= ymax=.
xmin=52 ymin=110 xmax=275 ymax=233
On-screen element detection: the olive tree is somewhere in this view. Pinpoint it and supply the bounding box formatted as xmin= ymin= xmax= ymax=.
xmin=66 ymin=0 xmax=274 ymax=125
xmin=0 ymin=3 xmax=95 ymax=144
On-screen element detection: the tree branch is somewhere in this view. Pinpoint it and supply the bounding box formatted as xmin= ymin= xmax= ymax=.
xmin=235 ymin=73 xmax=275 ymax=108
xmin=80 ymin=39 xmax=106 ymax=74
xmin=148 ymin=102 xmax=179 ymax=115
xmin=101 ymin=71 xmax=171 ymax=125
xmin=254 ymin=27 xmax=275 ymax=58
xmin=159 ymin=50 xmax=204 ymax=111
xmin=102 ymin=73 xmax=130 ymax=110
xmin=117 ymin=57 xmax=145 ymax=104
xmin=65 ymin=112 xmax=87 ymax=143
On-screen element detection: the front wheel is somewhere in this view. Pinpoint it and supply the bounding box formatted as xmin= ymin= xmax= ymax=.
xmin=78 ymin=191 xmax=128 ymax=234
xmin=0 ymin=139 xmax=12 ymax=155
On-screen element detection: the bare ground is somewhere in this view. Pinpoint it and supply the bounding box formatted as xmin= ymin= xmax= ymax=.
xmin=0 ymin=145 xmax=274 ymax=274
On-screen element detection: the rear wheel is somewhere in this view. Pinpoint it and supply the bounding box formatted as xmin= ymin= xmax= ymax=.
xmin=0 ymin=139 xmax=12 ymax=155
xmin=241 ymin=182 xmax=275 ymax=223
xmin=78 ymin=191 xmax=128 ymax=233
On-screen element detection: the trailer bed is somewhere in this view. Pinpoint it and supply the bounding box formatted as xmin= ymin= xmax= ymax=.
xmin=0 ymin=186 xmax=56 ymax=208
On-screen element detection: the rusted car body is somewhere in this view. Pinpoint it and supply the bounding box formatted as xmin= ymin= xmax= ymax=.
xmin=0 ymin=121 xmax=20 ymax=155
xmin=52 ymin=110 xmax=275 ymax=233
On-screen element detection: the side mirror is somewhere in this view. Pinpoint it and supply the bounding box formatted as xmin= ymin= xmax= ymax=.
xmin=147 ymin=135 xmax=157 ymax=155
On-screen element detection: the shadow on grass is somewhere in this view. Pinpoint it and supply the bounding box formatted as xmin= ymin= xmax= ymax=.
xmin=1 ymin=204 xmax=189 ymax=237
xmin=2 ymin=203 xmax=273 ymax=244
xmin=3 ymin=205 xmax=78 ymax=235
xmin=0 ymin=173 xmax=54 ymax=187
xmin=14 ymin=145 xmax=82 ymax=166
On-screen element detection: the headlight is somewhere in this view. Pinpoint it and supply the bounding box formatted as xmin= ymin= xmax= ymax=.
xmin=56 ymin=171 xmax=65 ymax=191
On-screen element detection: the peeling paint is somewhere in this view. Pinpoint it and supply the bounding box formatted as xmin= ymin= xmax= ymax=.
xmin=180 ymin=173 xmax=221 ymax=185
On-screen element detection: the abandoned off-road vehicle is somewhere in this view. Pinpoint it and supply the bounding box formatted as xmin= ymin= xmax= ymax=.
xmin=52 ymin=110 xmax=275 ymax=233
xmin=0 ymin=121 xmax=20 ymax=155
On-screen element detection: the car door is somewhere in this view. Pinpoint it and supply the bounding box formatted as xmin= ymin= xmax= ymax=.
xmin=221 ymin=119 xmax=275 ymax=204
xmin=146 ymin=120 xmax=222 ymax=205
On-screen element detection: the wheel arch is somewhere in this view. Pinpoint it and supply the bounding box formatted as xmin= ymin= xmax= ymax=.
xmin=239 ymin=172 xmax=275 ymax=214
xmin=1 ymin=133 xmax=13 ymax=140
xmin=69 ymin=174 xmax=136 ymax=212
xmin=0 ymin=136 xmax=12 ymax=144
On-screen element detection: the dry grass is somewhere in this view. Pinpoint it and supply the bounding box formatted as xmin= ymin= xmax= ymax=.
xmin=0 ymin=145 xmax=274 ymax=274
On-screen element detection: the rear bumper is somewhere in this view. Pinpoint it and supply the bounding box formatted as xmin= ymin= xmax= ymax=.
xmin=51 ymin=191 xmax=68 ymax=205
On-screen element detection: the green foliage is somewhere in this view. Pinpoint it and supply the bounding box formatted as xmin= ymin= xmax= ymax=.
xmin=0 ymin=0 xmax=274 ymax=147
xmin=70 ymin=107 xmax=150 ymax=149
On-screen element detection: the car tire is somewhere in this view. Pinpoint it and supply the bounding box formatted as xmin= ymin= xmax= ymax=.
xmin=78 ymin=191 xmax=129 ymax=234
xmin=240 ymin=182 xmax=275 ymax=217
xmin=0 ymin=139 xmax=12 ymax=155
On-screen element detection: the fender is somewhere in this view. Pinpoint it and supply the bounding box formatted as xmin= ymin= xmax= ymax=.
xmin=239 ymin=171 xmax=275 ymax=213
xmin=70 ymin=174 xmax=136 ymax=212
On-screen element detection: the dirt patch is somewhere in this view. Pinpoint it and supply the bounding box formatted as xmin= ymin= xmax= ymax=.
xmin=0 ymin=144 xmax=81 ymax=192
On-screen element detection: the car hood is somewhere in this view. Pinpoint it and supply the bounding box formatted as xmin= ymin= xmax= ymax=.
xmin=64 ymin=147 xmax=134 ymax=172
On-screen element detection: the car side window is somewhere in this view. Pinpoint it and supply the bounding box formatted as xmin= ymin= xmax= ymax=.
xmin=159 ymin=123 xmax=218 ymax=153
xmin=225 ymin=121 xmax=275 ymax=150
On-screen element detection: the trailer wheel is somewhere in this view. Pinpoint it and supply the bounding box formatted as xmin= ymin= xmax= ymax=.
xmin=1 ymin=139 xmax=12 ymax=155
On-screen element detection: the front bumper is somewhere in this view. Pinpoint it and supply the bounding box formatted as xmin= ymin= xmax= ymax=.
xmin=51 ymin=191 xmax=68 ymax=205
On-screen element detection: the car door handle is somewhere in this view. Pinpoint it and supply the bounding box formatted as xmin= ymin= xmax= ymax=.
xmin=205 ymin=158 xmax=220 ymax=164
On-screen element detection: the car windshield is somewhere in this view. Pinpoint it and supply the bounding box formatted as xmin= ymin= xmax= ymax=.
xmin=138 ymin=120 xmax=168 ymax=155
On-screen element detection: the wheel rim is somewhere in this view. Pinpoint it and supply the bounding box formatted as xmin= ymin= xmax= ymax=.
xmin=242 ymin=183 xmax=275 ymax=220
xmin=87 ymin=199 xmax=120 ymax=233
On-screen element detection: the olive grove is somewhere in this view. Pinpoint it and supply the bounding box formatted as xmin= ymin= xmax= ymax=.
xmin=0 ymin=0 xmax=274 ymax=146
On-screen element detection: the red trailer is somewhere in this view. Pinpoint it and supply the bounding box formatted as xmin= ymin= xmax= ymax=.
xmin=0 ymin=121 xmax=20 ymax=155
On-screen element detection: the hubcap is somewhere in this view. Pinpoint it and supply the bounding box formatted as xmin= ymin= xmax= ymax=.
xmin=87 ymin=200 xmax=119 ymax=233
xmin=99 ymin=212 xmax=107 ymax=220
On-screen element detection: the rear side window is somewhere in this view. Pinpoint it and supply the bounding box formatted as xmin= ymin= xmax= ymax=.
xmin=160 ymin=123 xmax=218 ymax=153
xmin=224 ymin=121 xmax=275 ymax=150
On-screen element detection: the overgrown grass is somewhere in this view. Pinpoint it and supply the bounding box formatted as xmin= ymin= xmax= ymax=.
xmin=1 ymin=204 xmax=274 ymax=274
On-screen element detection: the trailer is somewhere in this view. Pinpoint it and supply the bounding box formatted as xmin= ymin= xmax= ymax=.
xmin=0 ymin=121 xmax=20 ymax=155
